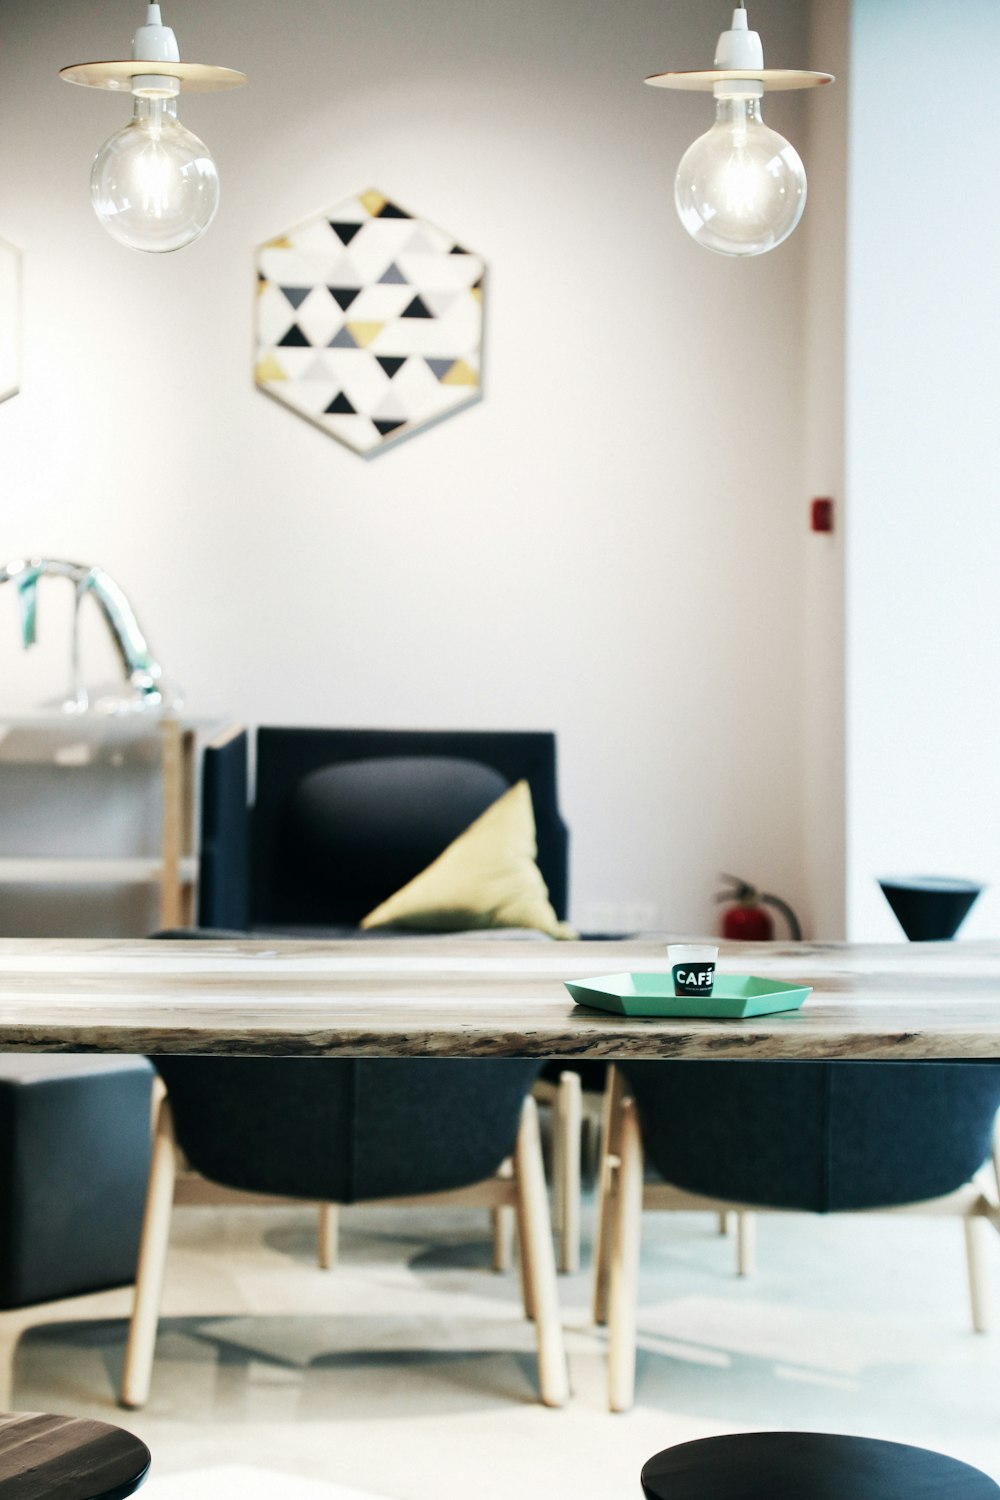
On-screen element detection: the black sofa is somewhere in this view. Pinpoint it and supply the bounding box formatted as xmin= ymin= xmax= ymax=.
xmin=197 ymin=725 xmax=569 ymax=936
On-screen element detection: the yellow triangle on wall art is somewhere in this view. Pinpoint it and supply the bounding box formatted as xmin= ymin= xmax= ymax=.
xmin=265 ymin=235 xmax=292 ymax=250
xmin=346 ymin=321 xmax=384 ymax=348
xmin=360 ymin=189 xmax=388 ymax=216
xmin=255 ymin=354 xmax=287 ymax=383
xmin=441 ymin=359 xmax=479 ymax=387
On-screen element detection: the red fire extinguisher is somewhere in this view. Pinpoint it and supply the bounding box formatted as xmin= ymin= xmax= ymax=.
xmin=717 ymin=873 xmax=802 ymax=942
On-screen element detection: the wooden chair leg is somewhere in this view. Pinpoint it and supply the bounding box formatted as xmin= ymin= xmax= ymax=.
xmin=318 ymin=1204 xmax=339 ymax=1270
xmin=719 ymin=1211 xmax=733 ymax=1236
xmin=592 ymin=1064 xmax=626 ymax=1325
xmin=558 ymin=1071 xmax=582 ymax=1274
xmin=582 ymin=1110 xmax=602 ymax=1183
xmin=607 ymin=1096 xmax=643 ymax=1413
xmin=965 ymin=1214 xmax=993 ymax=1333
xmin=492 ymin=1159 xmax=515 ymax=1272
xmin=513 ymin=1095 xmax=569 ymax=1407
xmin=120 ymin=1092 xmax=178 ymax=1409
xmin=513 ymin=1160 xmax=536 ymax=1322
xmin=737 ymin=1212 xmax=757 ymax=1277
xmin=551 ymin=1087 xmax=565 ymax=1236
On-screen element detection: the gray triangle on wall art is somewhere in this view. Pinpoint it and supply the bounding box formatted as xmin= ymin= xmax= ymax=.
xmin=255 ymin=189 xmax=485 ymax=457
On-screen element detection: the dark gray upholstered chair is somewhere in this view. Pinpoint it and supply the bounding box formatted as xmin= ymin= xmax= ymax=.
xmin=183 ymin=724 xmax=579 ymax=1274
xmin=595 ymin=1061 xmax=1000 ymax=1410
xmin=197 ymin=726 xmax=568 ymax=935
xmin=121 ymin=1057 xmax=568 ymax=1410
xmin=0 ymin=1057 xmax=153 ymax=1310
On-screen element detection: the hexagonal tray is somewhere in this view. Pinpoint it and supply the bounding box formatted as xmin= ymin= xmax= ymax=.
xmin=564 ymin=972 xmax=811 ymax=1019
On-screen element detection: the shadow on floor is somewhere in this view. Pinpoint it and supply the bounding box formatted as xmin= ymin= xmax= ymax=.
xmin=10 ymin=1315 xmax=543 ymax=1420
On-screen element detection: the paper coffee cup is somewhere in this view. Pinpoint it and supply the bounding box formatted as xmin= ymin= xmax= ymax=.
xmin=668 ymin=944 xmax=718 ymax=997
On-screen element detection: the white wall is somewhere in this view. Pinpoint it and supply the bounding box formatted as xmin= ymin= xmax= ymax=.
xmin=799 ymin=0 xmax=849 ymax=939
xmin=0 ymin=0 xmax=814 ymax=937
xmin=846 ymin=0 xmax=1000 ymax=940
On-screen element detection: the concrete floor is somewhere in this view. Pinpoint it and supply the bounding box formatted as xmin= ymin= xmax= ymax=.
xmin=2 ymin=1198 xmax=999 ymax=1500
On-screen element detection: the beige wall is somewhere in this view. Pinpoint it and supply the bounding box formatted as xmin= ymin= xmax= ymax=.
xmin=0 ymin=0 xmax=815 ymax=936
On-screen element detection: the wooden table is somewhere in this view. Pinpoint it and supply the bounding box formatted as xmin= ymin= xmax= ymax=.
xmin=1 ymin=936 xmax=1000 ymax=1060
xmin=0 ymin=1411 xmax=150 ymax=1500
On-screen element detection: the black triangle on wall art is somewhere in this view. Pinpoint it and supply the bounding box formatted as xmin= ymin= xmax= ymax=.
xmin=329 ymin=287 xmax=361 ymax=311
xmin=330 ymin=221 xmax=363 ymax=246
xmin=377 ymin=201 xmax=411 ymax=219
xmin=376 ymin=356 xmax=407 ymax=380
xmin=278 ymin=323 xmax=310 ymax=346
xmin=374 ymin=418 xmax=407 ymax=436
xmin=325 ymin=392 xmax=357 ymax=414
xmin=401 ymin=294 xmax=433 ymax=319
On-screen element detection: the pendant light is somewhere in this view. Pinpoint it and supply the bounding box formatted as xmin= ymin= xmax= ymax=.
xmin=60 ymin=5 xmax=246 ymax=254
xmin=646 ymin=3 xmax=833 ymax=258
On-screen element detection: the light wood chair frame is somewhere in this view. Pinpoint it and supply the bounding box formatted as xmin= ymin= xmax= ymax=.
xmin=319 ymin=1069 xmax=604 ymax=1278
xmin=593 ymin=1065 xmax=1000 ymax=1412
xmin=121 ymin=1081 xmax=568 ymax=1410
xmin=532 ymin=1071 xmax=604 ymax=1274
xmin=313 ymin=1068 xmax=605 ymax=1278
xmin=320 ymin=1167 xmax=518 ymax=1276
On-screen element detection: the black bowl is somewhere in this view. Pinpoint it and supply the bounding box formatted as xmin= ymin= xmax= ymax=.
xmin=878 ymin=875 xmax=983 ymax=942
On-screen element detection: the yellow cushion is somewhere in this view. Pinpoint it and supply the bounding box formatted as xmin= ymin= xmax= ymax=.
xmin=360 ymin=779 xmax=576 ymax=939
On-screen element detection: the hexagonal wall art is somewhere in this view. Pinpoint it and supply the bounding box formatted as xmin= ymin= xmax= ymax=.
xmin=0 ymin=235 xmax=23 ymax=405
xmin=254 ymin=190 xmax=485 ymax=456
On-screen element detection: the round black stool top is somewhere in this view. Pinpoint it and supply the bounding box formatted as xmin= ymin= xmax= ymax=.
xmin=641 ymin=1432 xmax=1000 ymax=1500
xmin=0 ymin=1413 xmax=150 ymax=1500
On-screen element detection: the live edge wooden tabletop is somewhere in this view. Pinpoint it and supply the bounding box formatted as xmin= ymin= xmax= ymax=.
xmin=2 ymin=936 xmax=1000 ymax=1062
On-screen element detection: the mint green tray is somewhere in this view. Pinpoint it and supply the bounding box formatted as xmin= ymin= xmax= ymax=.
xmin=564 ymin=972 xmax=812 ymax=1019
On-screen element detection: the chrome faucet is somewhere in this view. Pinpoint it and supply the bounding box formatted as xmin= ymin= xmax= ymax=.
xmin=0 ymin=557 xmax=182 ymax=713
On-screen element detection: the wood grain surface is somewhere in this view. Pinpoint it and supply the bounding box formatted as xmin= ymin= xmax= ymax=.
xmin=1 ymin=936 xmax=1000 ymax=1061
xmin=0 ymin=1412 xmax=149 ymax=1500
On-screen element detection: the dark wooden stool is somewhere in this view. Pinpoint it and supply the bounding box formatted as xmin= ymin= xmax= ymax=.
xmin=641 ymin=1432 xmax=1000 ymax=1500
xmin=0 ymin=1413 xmax=150 ymax=1500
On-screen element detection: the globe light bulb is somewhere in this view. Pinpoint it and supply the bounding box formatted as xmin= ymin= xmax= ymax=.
xmin=90 ymin=95 xmax=219 ymax=254
xmin=674 ymin=91 xmax=806 ymax=258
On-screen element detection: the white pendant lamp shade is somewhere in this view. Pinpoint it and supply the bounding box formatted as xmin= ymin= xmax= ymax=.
xmin=647 ymin=5 xmax=833 ymax=258
xmin=61 ymin=4 xmax=246 ymax=254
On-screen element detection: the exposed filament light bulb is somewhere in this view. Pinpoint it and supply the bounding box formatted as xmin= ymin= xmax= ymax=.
xmin=60 ymin=3 xmax=245 ymax=255
xmin=645 ymin=4 xmax=831 ymax=259
xmin=675 ymin=87 xmax=806 ymax=258
xmin=91 ymin=94 xmax=219 ymax=253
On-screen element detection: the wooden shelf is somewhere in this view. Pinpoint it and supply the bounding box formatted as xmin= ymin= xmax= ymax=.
xmin=0 ymin=716 xmax=232 ymax=928
xmin=0 ymin=857 xmax=198 ymax=885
